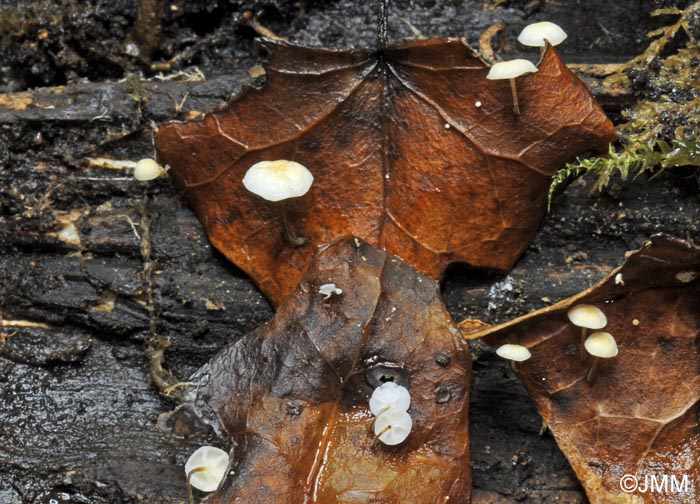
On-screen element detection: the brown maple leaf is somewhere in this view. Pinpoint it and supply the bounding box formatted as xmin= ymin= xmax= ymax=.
xmin=464 ymin=235 xmax=700 ymax=504
xmin=164 ymin=236 xmax=471 ymax=503
xmin=156 ymin=38 xmax=617 ymax=306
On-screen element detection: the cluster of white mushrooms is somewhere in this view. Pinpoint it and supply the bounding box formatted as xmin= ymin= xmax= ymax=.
xmin=173 ymin=19 xmax=578 ymax=492
xmin=496 ymin=303 xmax=619 ymax=383
xmin=486 ymin=21 xmax=568 ymax=115
xmin=567 ymin=304 xmax=618 ymax=383
xmin=369 ymin=381 xmax=413 ymax=445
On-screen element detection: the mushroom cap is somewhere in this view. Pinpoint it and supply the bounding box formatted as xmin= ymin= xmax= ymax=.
xmin=374 ymin=408 xmax=412 ymax=445
xmin=584 ymin=331 xmax=619 ymax=358
xmin=518 ymin=21 xmax=568 ymax=47
xmin=242 ymin=160 xmax=314 ymax=202
xmin=319 ymin=283 xmax=343 ymax=298
xmin=495 ymin=343 xmax=532 ymax=362
xmin=369 ymin=381 xmax=411 ymax=416
xmin=486 ymin=59 xmax=538 ymax=80
xmin=184 ymin=446 xmax=230 ymax=492
xmin=134 ymin=158 xmax=164 ymax=181
xmin=567 ymin=304 xmax=607 ymax=329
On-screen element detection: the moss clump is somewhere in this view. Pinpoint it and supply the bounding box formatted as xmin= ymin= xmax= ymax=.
xmin=550 ymin=2 xmax=700 ymax=203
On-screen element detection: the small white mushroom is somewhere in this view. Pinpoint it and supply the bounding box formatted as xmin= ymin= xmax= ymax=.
xmin=319 ymin=283 xmax=343 ymax=300
xmin=486 ymin=60 xmax=538 ymax=115
xmin=374 ymin=408 xmax=413 ymax=445
xmin=184 ymin=446 xmax=230 ymax=493
xmin=496 ymin=343 xmax=531 ymax=370
xmin=242 ymin=160 xmax=314 ymax=246
xmin=584 ymin=331 xmax=618 ymax=383
xmin=567 ymin=304 xmax=607 ymax=359
xmin=676 ymin=271 xmax=698 ymax=283
xmin=242 ymin=160 xmax=313 ymax=202
xmin=133 ymin=158 xmax=165 ymax=181
xmin=369 ymin=382 xmax=411 ymax=416
xmin=518 ymin=21 xmax=568 ymax=49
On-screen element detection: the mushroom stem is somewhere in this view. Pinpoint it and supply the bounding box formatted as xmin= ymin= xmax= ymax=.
xmin=510 ymin=360 xmax=520 ymax=372
xmin=280 ymin=204 xmax=306 ymax=247
xmin=580 ymin=327 xmax=587 ymax=361
xmin=586 ymin=358 xmax=599 ymax=384
xmin=509 ymin=78 xmax=520 ymax=115
xmin=374 ymin=424 xmax=392 ymax=442
xmin=186 ymin=466 xmax=207 ymax=504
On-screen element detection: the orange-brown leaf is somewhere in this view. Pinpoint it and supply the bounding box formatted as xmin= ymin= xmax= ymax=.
xmin=172 ymin=237 xmax=471 ymax=503
xmin=156 ymin=38 xmax=617 ymax=306
xmin=466 ymin=235 xmax=700 ymax=504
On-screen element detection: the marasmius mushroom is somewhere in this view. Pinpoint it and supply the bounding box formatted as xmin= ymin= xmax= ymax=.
xmin=133 ymin=158 xmax=166 ymax=181
xmin=486 ymin=59 xmax=538 ymax=115
xmin=368 ymin=381 xmax=412 ymax=445
xmin=584 ymin=331 xmax=618 ymax=383
xmin=369 ymin=381 xmax=411 ymax=416
xmin=518 ymin=21 xmax=568 ymax=56
xmin=496 ymin=343 xmax=532 ymax=371
xmin=374 ymin=408 xmax=413 ymax=446
xmin=567 ymin=304 xmax=607 ymax=359
xmin=184 ymin=446 xmax=230 ymax=502
xmin=242 ymin=160 xmax=314 ymax=246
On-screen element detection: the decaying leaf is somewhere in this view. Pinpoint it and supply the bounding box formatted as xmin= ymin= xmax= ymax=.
xmin=464 ymin=235 xmax=700 ymax=504
xmin=156 ymin=38 xmax=617 ymax=306
xmin=165 ymin=237 xmax=471 ymax=502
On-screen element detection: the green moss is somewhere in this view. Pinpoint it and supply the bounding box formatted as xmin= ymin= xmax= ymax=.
xmin=549 ymin=2 xmax=700 ymax=205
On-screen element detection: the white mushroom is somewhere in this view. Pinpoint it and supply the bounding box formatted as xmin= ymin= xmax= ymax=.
xmin=184 ymin=446 xmax=230 ymax=493
xmin=369 ymin=382 xmax=411 ymax=416
xmin=133 ymin=158 xmax=165 ymax=181
xmin=242 ymin=160 xmax=314 ymax=246
xmin=486 ymin=60 xmax=538 ymax=115
xmin=496 ymin=343 xmax=531 ymax=370
xmin=567 ymin=304 xmax=607 ymax=359
xmin=319 ymin=283 xmax=343 ymax=300
xmin=676 ymin=271 xmax=698 ymax=283
xmin=242 ymin=160 xmax=313 ymax=202
xmin=518 ymin=21 xmax=568 ymax=49
xmin=584 ymin=331 xmax=618 ymax=383
xmin=374 ymin=408 xmax=413 ymax=446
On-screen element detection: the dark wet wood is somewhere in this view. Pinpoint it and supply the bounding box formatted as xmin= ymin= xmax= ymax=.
xmin=1 ymin=0 xmax=696 ymax=502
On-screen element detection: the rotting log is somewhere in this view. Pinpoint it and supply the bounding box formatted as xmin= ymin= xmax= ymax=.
xmin=1 ymin=0 xmax=698 ymax=502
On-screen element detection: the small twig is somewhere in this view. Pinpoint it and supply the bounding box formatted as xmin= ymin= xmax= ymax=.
xmin=241 ymin=11 xmax=286 ymax=41
xmin=377 ymin=0 xmax=389 ymax=49
xmin=86 ymin=157 xmax=138 ymax=171
xmin=479 ymin=22 xmax=506 ymax=64
xmin=401 ymin=18 xmax=425 ymax=39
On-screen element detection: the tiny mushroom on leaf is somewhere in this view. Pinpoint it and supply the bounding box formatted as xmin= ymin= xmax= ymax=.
xmin=242 ymin=159 xmax=314 ymax=246
xmin=374 ymin=408 xmax=413 ymax=446
xmin=159 ymin=237 xmax=472 ymax=503
xmin=184 ymin=446 xmax=230 ymax=493
xmin=318 ymin=282 xmax=343 ymax=300
xmin=567 ymin=303 xmax=607 ymax=359
xmin=462 ymin=234 xmax=700 ymax=503
xmin=133 ymin=158 xmax=165 ymax=181
xmin=518 ymin=21 xmax=568 ymax=55
xmin=584 ymin=331 xmax=618 ymax=383
xmin=496 ymin=343 xmax=532 ymax=370
xmin=369 ymin=381 xmax=411 ymax=416
xmin=156 ymin=38 xmax=617 ymax=307
xmin=486 ymin=59 xmax=538 ymax=115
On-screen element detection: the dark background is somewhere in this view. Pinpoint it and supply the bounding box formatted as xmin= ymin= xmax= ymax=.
xmin=1 ymin=1 xmax=698 ymax=503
